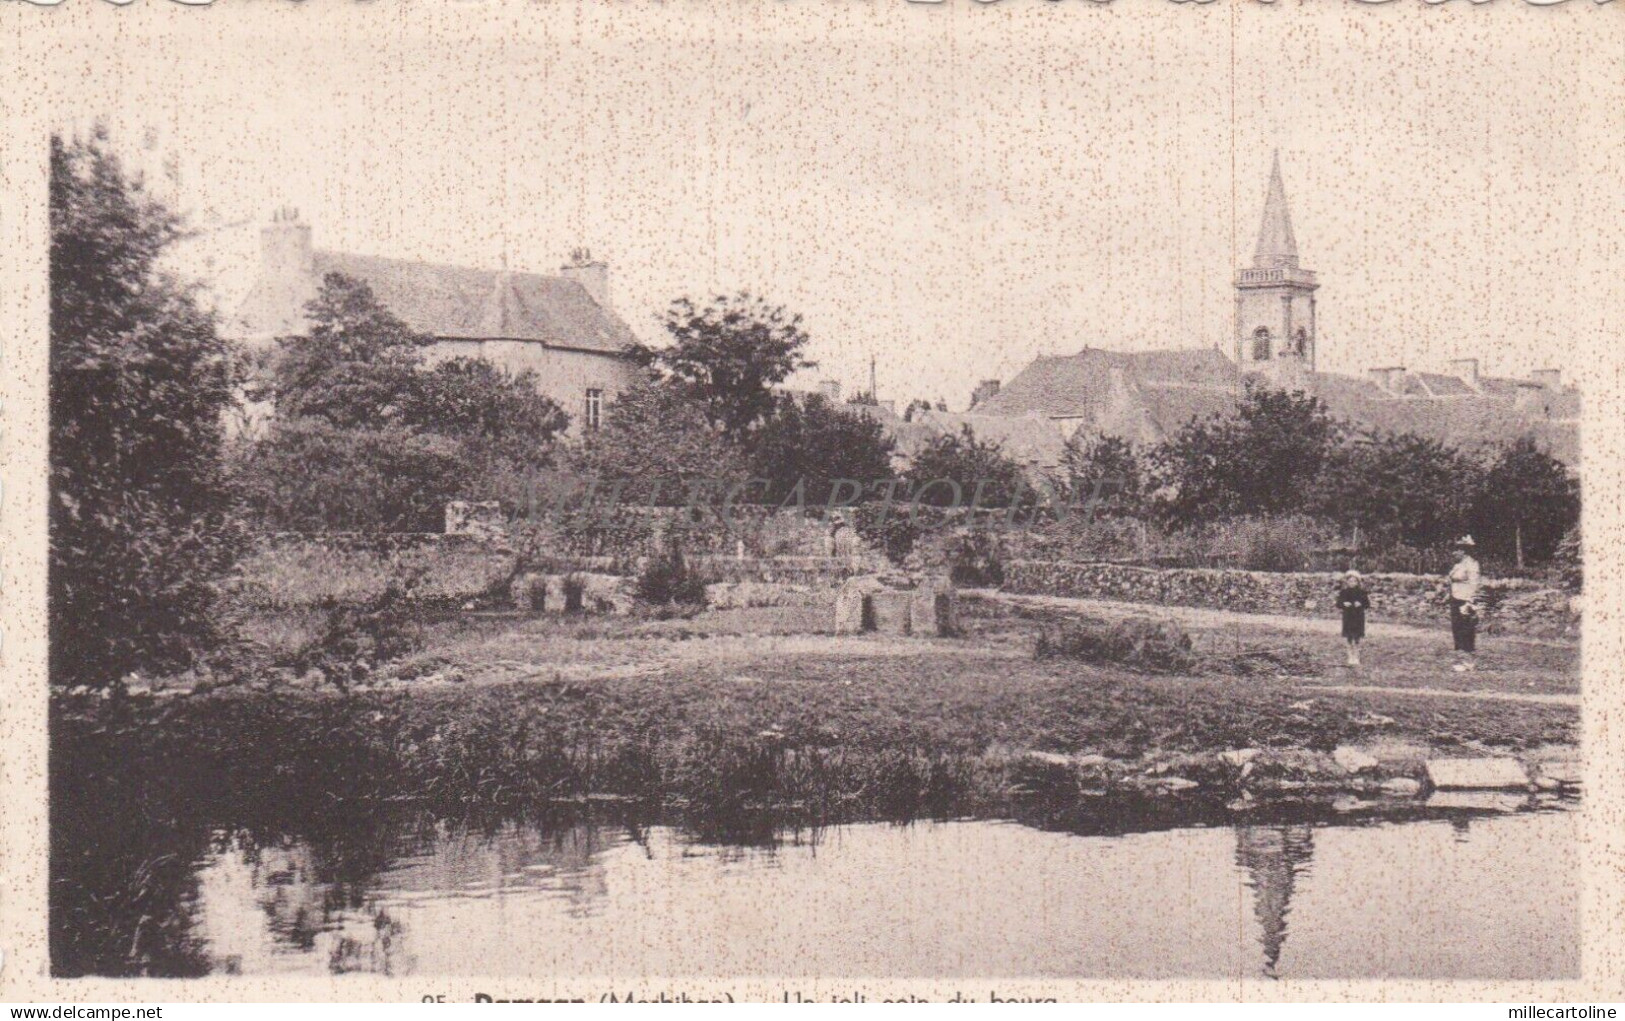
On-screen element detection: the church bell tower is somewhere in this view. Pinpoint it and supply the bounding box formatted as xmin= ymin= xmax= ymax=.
xmin=1235 ymin=153 xmax=1318 ymax=377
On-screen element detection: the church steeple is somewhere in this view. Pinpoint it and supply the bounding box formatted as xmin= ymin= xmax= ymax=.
xmin=1253 ymin=151 xmax=1300 ymax=271
xmin=1235 ymin=153 xmax=1319 ymax=376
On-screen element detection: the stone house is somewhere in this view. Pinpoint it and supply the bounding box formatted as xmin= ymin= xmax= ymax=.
xmin=232 ymin=209 xmax=642 ymax=435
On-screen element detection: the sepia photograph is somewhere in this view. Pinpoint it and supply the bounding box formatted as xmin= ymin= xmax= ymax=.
xmin=3 ymin=0 xmax=1621 ymax=1003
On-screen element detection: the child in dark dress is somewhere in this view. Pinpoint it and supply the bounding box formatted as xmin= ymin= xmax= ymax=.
xmin=1336 ymin=570 xmax=1371 ymax=668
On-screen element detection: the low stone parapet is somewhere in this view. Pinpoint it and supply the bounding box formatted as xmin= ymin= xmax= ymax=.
xmin=1003 ymin=560 xmax=1578 ymax=638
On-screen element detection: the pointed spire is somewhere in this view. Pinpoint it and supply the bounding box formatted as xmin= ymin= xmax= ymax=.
xmin=1253 ymin=151 xmax=1300 ymax=270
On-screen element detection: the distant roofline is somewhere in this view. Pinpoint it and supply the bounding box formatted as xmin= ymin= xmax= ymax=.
xmin=433 ymin=335 xmax=635 ymax=358
xmin=312 ymin=246 xmax=572 ymax=288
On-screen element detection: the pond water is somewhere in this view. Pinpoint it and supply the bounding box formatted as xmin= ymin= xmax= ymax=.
xmin=167 ymin=799 xmax=1575 ymax=980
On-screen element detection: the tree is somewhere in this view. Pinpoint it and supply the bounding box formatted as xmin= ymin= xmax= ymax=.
xmin=50 ymin=130 xmax=242 ymax=689
xmin=1470 ymin=436 xmax=1579 ymax=565
xmin=901 ymin=397 xmax=946 ymax=422
xmin=1059 ymin=432 xmax=1143 ymax=516
xmin=243 ymin=276 xmax=569 ymax=528
xmin=400 ymin=356 xmax=569 ymax=447
xmin=636 ymin=292 xmax=814 ymax=439
xmin=568 ymin=381 xmax=747 ymax=506
xmin=903 ymin=424 xmax=1028 ymax=509
xmin=1312 ymin=430 xmax=1477 ymax=550
xmin=272 ymin=272 xmax=426 ymax=427
xmin=747 ymin=392 xmax=895 ymax=506
xmin=1151 ymin=382 xmax=1339 ymax=525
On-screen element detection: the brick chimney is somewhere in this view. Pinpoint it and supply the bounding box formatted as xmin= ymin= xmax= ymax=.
xmin=1531 ymin=368 xmax=1562 ymax=390
xmin=817 ymin=379 xmax=842 ymax=402
xmin=561 ymin=247 xmax=611 ymax=310
xmin=240 ymin=207 xmax=315 ymax=343
xmin=970 ymin=379 xmax=1001 ymax=408
xmin=261 ymin=206 xmax=312 ymax=279
xmin=1449 ymin=357 xmax=1480 ymax=389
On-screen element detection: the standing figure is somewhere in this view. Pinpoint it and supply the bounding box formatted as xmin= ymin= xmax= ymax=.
xmin=1447 ymin=535 xmax=1480 ymax=672
xmin=1336 ymin=570 xmax=1370 ymax=669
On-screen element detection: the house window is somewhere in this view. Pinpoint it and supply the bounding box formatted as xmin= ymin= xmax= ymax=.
xmin=585 ymin=388 xmax=603 ymax=431
xmin=1251 ymin=327 xmax=1272 ymax=362
xmin=1293 ymin=328 xmax=1309 ymax=356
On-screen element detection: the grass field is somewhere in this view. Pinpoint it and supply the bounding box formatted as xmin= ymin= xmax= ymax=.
xmin=75 ymin=588 xmax=1578 ymax=819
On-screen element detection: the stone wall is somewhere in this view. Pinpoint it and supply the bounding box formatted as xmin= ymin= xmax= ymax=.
xmin=690 ymin=555 xmax=885 ymax=587
xmin=237 ymin=532 xmax=883 ymax=608
xmin=1003 ymin=560 xmax=1579 ymax=638
xmin=236 ymin=533 xmax=515 ymax=608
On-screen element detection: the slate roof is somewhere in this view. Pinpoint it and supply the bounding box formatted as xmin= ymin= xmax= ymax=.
xmin=309 ymin=251 xmax=637 ymax=354
xmin=973 ymin=347 xmax=1239 ymax=418
xmin=1416 ymin=372 xmax=1474 ymax=397
xmin=974 ymin=346 xmax=1579 ymax=464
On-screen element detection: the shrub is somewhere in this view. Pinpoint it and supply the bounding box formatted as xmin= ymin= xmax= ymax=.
xmin=946 ymin=528 xmax=1006 ymax=588
xmin=747 ymin=392 xmax=896 ymax=507
xmin=1035 ymin=615 xmax=1196 ymax=673
xmin=1242 ymin=528 xmax=1309 ymax=573
xmin=287 ymin=576 xmax=423 ymax=690
xmin=853 ymin=505 xmax=922 ymax=566
xmin=904 ymin=424 xmax=1029 ymax=509
xmin=234 ymin=420 xmax=468 ymax=532
xmin=635 ymin=540 xmax=708 ymax=608
xmin=561 ymin=573 xmax=586 ymax=613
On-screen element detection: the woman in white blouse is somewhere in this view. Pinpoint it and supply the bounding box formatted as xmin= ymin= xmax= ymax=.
xmin=1447 ymin=536 xmax=1480 ymax=672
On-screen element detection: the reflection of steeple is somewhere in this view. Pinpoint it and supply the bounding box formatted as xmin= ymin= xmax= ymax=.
xmin=1234 ymin=825 xmax=1316 ymax=979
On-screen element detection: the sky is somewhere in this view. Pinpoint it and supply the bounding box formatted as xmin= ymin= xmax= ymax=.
xmin=27 ymin=0 xmax=1622 ymax=409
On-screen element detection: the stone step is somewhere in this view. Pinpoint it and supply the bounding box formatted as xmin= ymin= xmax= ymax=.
xmin=1425 ymin=757 xmax=1530 ymax=790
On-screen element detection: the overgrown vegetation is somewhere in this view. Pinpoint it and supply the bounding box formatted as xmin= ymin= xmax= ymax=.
xmin=1047 ymin=384 xmax=1578 ymax=574
xmin=50 ymin=130 xmax=244 ymax=690
xmin=286 ymin=577 xmax=423 ymax=691
xmin=236 ymin=273 xmax=568 ymax=531
xmin=1035 ymin=615 xmax=1197 ymax=674
xmin=635 ymin=538 xmax=709 ymax=610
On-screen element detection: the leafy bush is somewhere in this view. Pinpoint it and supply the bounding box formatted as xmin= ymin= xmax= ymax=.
xmin=1313 ymin=429 xmax=1476 ymax=551
xmin=566 ymin=381 xmax=748 ymax=506
xmin=50 ymin=131 xmax=245 ymax=690
xmin=1059 ymin=433 xmax=1144 ymax=516
xmin=635 ymin=540 xmax=708 ymax=609
xmin=1551 ymin=526 xmax=1581 ymax=592
xmin=1150 ymin=382 xmax=1340 ymax=525
xmin=638 ymin=292 xmax=815 ymax=440
xmin=904 ymin=424 xmax=1029 ymax=509
xmin=853 ymin=505 xmax=923 ymax=566
xmin=1034 ymin=614 xmax=1196 ymax=673
xmin=235 ymin=420 xmax=468 ymax=533
xmin=746 ymin=392 xmax=896 ymax=507
xmin=287 ymin=577 xmax=423 ymax=691
xmin=1242 ymin=527 xmax=1309 ymax=573
xmin=946 ymin=528 xmax=1006 ymax=587
xmin=1470 ymin=435 xmax=1580 ymax=565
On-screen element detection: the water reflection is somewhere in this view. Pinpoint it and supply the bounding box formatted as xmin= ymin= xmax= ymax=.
xmin=146 ymin=800 xmax=1579 ymax=980
xmin=1234 ymin=826 xmax=1315 ymax=979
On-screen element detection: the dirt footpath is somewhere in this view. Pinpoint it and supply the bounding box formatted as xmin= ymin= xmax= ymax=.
xmin=981 ymin=590 xmax=1574 ymax=648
